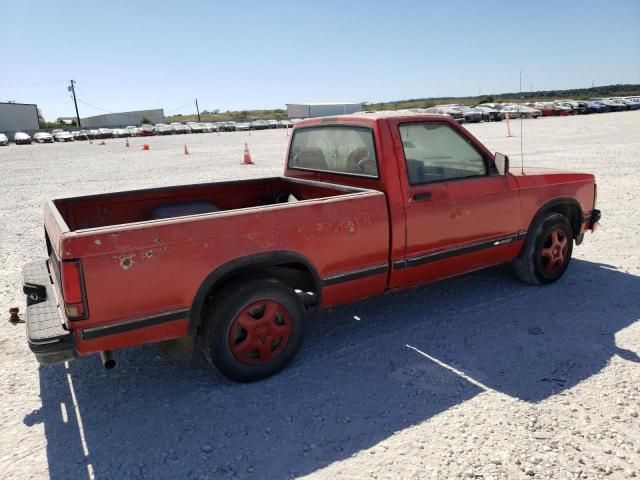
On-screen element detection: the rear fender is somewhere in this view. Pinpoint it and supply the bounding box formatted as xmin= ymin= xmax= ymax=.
xmin=188 ymin=251 xmax=321 ymax=335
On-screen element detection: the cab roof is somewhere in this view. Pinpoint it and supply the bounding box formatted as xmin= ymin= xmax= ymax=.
xmin=295 ymin=111 xmax=454 ymax=127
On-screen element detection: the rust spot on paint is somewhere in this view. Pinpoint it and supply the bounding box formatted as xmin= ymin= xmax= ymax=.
xmin=119 ymin=255 xmax=135 ymax=270
xmin=145 ymin=250 xmax=153 ymax=258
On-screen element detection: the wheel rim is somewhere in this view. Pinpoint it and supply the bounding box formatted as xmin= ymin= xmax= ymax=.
xmin=540 ymin=227 xmax=569 ymax=274
xmin=228 ymin=300 xmax=291 ymax=365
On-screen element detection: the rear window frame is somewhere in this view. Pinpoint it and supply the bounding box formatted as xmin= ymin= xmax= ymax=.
xmin=287 ymin=124 xmax=381 ymax=180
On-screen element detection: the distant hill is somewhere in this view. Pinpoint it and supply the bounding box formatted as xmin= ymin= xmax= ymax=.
xmin=365 ymin=84 xmax=640 ymax=111
xmin=166 ymin=83 xmax=640 ymax=122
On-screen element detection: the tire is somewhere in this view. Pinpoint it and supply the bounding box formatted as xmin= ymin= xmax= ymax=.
xmin=514 ymin=212 xmax=574 ymax=285
xmin=202 ymin=277 xmax=305 ymax=382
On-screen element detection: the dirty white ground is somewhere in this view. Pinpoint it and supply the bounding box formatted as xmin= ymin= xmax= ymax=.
xmin=0 ymin=113 xmax=638 ymax=480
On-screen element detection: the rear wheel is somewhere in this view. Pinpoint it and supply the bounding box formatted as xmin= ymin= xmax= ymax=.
xmin=202 ymin=277 xmax=305 ymax=382
xmin=514 ymin=212 xmax=574 ymax=285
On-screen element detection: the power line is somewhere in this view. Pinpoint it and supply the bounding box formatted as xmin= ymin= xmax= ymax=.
xmin=75 ymin=97 xmax=114 ymax=114
xmin=165 ymin=100 xmax=195 ymax=114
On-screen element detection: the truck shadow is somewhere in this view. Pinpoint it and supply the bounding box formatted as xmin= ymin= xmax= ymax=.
xmin=25 ymin=259 xmax=639 ymax=479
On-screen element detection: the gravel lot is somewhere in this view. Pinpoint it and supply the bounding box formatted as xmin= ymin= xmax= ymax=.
xmin=1 ymin=113 xmax=639 ymax=480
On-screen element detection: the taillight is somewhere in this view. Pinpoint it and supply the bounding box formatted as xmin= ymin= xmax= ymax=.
xmin=60 ymin=260 xmax=88 ymax=319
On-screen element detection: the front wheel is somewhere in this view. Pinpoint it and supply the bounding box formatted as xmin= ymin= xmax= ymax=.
xmin=514 ymin=212 xmax=574 ymax=285
xmin=202 ymin=277 xmax=305 ymax=382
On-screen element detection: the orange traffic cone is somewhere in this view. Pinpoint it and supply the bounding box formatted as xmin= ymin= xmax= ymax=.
xmin=125 ymin=138 xmax=130 ymax=147
xmin=242 ymin=143 xmax=254 ymax=165
xmin=98 ymin=140 xmax=106 ymax=146
xmin=184 ymin=144 xmax=189 ymax=155
xmin=142 ymin=144 xmax=150 ymax=151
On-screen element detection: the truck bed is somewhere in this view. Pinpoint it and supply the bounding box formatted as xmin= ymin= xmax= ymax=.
xmin=52 ymin=177 xmax=359 ymax=231
xmin=43 ymin=176 xmax=390 ymax=345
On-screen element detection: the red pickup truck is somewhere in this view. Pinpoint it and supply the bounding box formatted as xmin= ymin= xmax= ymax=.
xmin=22 ymin=113 xmax=600 ymax=382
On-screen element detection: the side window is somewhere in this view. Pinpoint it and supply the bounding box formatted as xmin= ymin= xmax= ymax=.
xmin=399 ymin=123 xmax=487 ymax=185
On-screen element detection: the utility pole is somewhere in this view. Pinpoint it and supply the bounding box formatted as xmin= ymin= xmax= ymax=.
xmin=195 ymin=98 xmax=201 ymax=122
xmin=68 ymin=80 xmax=81 ymax=128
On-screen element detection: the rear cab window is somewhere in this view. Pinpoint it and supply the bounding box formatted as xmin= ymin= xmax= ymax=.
xmin=399 ymin=123 xmax=488 ymax=185
xmin=288 ymin=126 xmax=379 ymax=178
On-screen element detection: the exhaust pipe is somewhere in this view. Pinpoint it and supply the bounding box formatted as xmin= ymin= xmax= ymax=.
xmin=100 ymin=351 xmax=116 ymax=369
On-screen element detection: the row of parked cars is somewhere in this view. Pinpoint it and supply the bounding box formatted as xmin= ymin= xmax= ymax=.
xmin=143 ymin=119 xmax=295 ymax=136
xmin=373 ymin=96 xmax=640 ymax=123
xmin=0 ymin=119 xmax=296 ymax=145
xmin=2 ymin=97 xmax=637 ymax=146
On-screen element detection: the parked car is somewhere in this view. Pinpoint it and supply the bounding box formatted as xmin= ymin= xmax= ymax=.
xmin=139 ymin=124 xmax=156 ymax=136
xmin=187 ymin=122 xmax=205 ymax=133
xmin=280 ymin=119 xmax=294 ymax=128
xmin=111 ymin=128 xmax=130 ymax=138
xmin=590 ymin=98 xmax=626 ymax=112
xmin=627 ymin=98 xmax=640 ymax=109
xmin=582 ymin=101 xmax=607 ymax=113
xmin=126 ymin=126 xmax=140 ymax=136
xmin=72 ymin=130 xmax=91 ymax=141
xmin=19 ymin=112 xmax=600 ymax=382
xmin=169 ymin=123 xmax=189 ymax=134
xmin=235 ymin=122 xmax=250 ymax=131
xmin=0 ymin=133 xmax=9 ymax=146
xmin=530 ymin=103 xmax=571 ymax=116
xmin=14 ymin=132 xmax=32 ymax=144
xmin=555 ymin=100 xmax=589 ymax=115
xmin=87 ymin=129 xmax=100 ymax=139
xmin=220 ymin=121 xmax=237 ymax=132
xmin=424 ymin=106 xmax=465 ymax=122
xmin=154 ymin=123 xmax=173 ymax=135
xmin=250 ymin=120 xmax=270 ymax=130
xmin=97 ymin=128 xmax=113 ymax=139
xmin=33 ymin=132 xmax=54 ymax=143
xmin=474 ymin=106 xmax=503 ymax=121
xmin=610 ymin=97 xmax=640 ymax=110
xmin=501 ymin=104 xmax=542 ymax=119
xmin=449 ymin=105 xmax=483 ymax=123
xmin=54 ymin=131 xmax=74 ymax=142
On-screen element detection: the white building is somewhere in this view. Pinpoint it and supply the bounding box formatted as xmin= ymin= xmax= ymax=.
xmin=0 ymin=102 xmax=40 ymax=138
xmin=286 ymin=103 xmax=364 ymax=118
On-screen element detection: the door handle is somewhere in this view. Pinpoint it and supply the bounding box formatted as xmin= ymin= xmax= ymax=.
xmin=413 ymin=192 xmax=432 ymax=201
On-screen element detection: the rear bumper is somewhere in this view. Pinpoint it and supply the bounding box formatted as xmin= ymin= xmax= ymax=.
xmin=22 ymin=260 xmax=76 ymax=364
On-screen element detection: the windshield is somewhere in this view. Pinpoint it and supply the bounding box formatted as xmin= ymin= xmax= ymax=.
xmin=288 ymin=126 xmax=378 ymax=178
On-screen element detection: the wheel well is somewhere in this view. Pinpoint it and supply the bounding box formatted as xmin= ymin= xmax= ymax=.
xmin=189 ymin=256 xmax=320 ymax=336
xmin=216 ymin=262 xmax=317 ymax=296
xmin=532 ymin=200 xmax=582 ymax=238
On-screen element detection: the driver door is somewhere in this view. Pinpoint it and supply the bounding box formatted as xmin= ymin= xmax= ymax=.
xmin=391 ymin=120 xmax=521 ymax=287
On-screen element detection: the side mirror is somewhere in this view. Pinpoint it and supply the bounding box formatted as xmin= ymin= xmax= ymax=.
xmin=495 ymin=152 xmax=509 ymax=175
